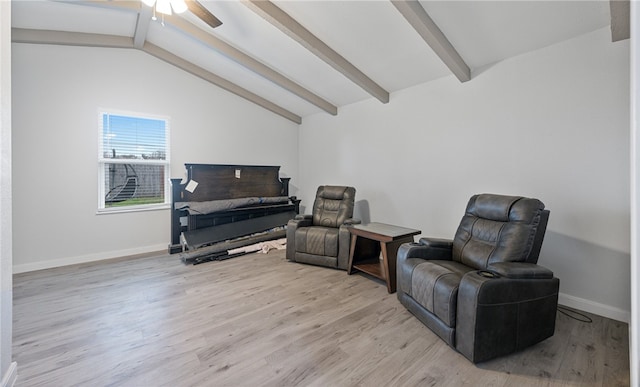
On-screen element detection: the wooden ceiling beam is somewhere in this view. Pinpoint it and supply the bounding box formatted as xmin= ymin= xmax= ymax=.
xmin=11 ymin=28 xmax=134 ymax=49
xmin=610 ymin=0 xmax=630 ymax=42
xmin=51 ymin=0 xmax=140 ymax=13
xmin=391 ymin=0 xmax=471 ymax=83
xmin=163 ymin=13 xmax=337 ymax=115
xmin=244 ymin=0 xmax=390 ymax=104
xmin=143 ymin=42 xmax=302 ymax=124
xmin=11 ymin=28 xmax=302 ymax=125
xmin=133 ymin=4 xmax=153 ymax=49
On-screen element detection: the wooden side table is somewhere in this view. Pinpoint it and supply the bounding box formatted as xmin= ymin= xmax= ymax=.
xmin=347 ymin=222 xmax=421 ymax=293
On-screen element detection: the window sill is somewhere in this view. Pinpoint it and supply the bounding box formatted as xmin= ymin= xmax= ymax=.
xmin=96 ymin=203 xmax=171 ymax=215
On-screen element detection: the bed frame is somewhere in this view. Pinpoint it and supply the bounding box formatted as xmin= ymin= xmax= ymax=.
xmin=169 ymin=164 xmax=299 ymax=256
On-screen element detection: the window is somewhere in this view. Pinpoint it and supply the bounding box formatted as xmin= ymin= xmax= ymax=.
xmin=98 ymin=111 xmax=170 ymax=212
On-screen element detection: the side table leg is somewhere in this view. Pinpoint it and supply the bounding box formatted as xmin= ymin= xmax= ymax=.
xmin=380 ymin=242 xmax=392 ymax=293
xmin=347 ymin=234 xmax=357 ymax=275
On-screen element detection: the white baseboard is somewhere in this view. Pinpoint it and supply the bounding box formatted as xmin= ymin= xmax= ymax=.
xmin=1 ymin=362 xmax=17 ymax=387
xmin=559 ymin=292 xmax=630 ymax=323
xmin=13 ymin=244 xmax=168 ymax=274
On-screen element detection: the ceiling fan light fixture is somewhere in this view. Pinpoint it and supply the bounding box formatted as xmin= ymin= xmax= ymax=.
xmin=155 ymin=0 xmax=173 ymax=16
xmin=141 ymin=0 xmax=215 ymax=26
xmin=171 ymin=0 xmax=188 ymax=14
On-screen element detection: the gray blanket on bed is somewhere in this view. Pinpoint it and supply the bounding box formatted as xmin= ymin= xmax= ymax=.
xmin=175 ymin=196 xmax=290 ymax=215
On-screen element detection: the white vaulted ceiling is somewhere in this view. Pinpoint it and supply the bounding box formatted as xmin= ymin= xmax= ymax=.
xmin=11 ymin=0 xmax=614 ymax=124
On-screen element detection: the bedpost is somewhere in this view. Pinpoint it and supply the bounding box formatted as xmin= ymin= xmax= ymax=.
xmin=169 ymin=178 xmax=185 ymax=254
xmin=280 ymin=177 xmax=300 ymax=214
xmin=280 ymin=177 xmax=290 ymax=196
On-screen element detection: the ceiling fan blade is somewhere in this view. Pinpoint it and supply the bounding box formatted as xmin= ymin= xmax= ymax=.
xmin=185 ymin=0 xmax=223 ymax=29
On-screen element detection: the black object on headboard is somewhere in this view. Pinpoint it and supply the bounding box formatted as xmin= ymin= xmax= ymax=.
xmin=169 ymin=164 xmax=300 ymax=254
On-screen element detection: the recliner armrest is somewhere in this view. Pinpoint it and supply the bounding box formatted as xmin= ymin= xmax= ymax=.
xmin=343 ymin=218 xmax=361 ymax=226
xmin=288 ymin=215 xmax=312 ymax=230
xmin=286 ymin=216 xmax=312 ymax=261
xmin=418 ymin=237 xmax=453 ymax=249
xmin=396 ymin=238 xmax=454 ymax=297
xmin=487 ymin=262 xmax=554 ymax=279
xmin=397 ymin=238 xmax=453 ymax=261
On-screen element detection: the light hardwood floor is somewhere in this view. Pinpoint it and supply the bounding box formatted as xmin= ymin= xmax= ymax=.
xmin=13 ymin=250 xmax=629 ymax=386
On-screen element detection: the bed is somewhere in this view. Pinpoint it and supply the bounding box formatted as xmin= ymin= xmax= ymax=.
xmin=169 ymin=164 xmax=300 ymax=263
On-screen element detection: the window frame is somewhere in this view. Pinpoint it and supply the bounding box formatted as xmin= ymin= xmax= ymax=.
xmin=97 ymin=110 xmax=171 ymax=214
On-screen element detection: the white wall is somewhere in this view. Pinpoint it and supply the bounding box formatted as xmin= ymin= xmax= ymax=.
xmin=11 ymin=43 xmax=299 ymax=273
xmin=299 ymin=27 xmax=630 ymax=321
xmin=0 ymin=3 xmax=16 ymax=387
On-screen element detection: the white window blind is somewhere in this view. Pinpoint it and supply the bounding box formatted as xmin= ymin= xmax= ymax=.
xmin=98 ymin=111 xmax=170 ymax=211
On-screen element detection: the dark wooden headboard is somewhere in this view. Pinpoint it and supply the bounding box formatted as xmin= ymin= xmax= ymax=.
xmin=174 ymin=164 xmax=290 ymax=202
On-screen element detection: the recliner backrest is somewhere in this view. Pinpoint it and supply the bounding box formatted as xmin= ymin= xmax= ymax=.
xmin=452 ymin=194 xmax=548 ymax=269
xmin=312 ymin=186 xmax=356 ymax=228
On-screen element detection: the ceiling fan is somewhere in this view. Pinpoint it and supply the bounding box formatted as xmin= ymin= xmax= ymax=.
xmin=141 ymin=0 xmax=222 ymax=29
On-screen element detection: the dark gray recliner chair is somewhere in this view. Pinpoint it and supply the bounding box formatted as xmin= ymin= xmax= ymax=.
xmin=286 ymin=186 xmax=359 ymax=270
xmin=397 ymin=193 xmax=559 ymax=363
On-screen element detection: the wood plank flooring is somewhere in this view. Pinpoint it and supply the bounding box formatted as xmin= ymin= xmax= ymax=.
xmin=12 ymin=250 xmax=630 ymax=386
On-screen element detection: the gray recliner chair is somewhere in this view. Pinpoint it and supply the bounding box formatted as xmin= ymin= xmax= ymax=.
xmin=286 ymin=185 xmax=359 ymax=270
xmin=397 ymin=193 xmax=559 ymax=363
